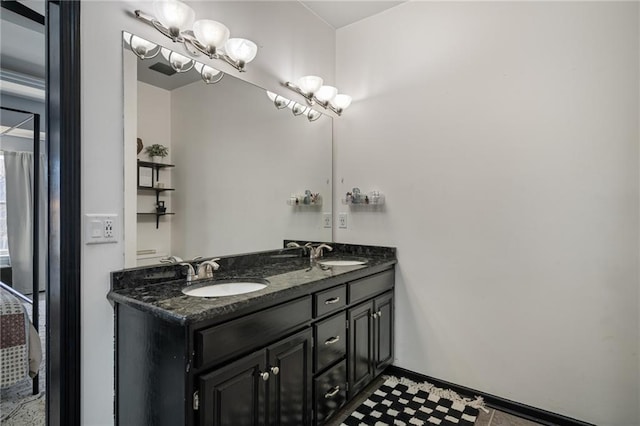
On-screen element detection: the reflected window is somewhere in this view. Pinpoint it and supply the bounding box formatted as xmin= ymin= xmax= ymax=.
xmin=0 ymin=154 xmax=10 ymax=267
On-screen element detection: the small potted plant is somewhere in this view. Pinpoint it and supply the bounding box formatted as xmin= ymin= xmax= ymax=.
xmin=145 ymin=144 xmax=169 ymax=163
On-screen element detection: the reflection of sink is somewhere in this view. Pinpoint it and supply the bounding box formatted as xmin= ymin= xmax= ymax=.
xmin=182 ymin=279 xmax=269 ymax=297
xmin=317 ymin=259 xmax=367 ymax=267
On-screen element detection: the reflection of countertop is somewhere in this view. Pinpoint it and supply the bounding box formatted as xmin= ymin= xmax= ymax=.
xmin=108 ymin=243 xmax=397 ymax=325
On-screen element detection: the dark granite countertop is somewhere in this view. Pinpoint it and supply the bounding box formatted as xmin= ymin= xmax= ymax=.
xmin=108 ymin=243 xmax=396 ymax=326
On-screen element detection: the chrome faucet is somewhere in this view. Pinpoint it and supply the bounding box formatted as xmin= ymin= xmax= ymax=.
xmin=179 ymin=262 xmax=196 ymax=283
xmin=285 ymin=242 xmax=308 ymax=256
xmin=305 ymin=243 xmax=333 ymax=260
xmin=196 ymin=258 xmax=220 ymax=279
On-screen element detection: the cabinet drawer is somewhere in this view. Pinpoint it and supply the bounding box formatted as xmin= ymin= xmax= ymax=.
xmin=314 ymin=360 xmax=347 ymax=425
xmin=348 ymin=269 xmax=394 ymax=305
xmin=314 ymin=312 xmax=346 ymax=373
xmin=314 ymin=284 xmax=346 ymax=318
xmin=195 ymin=296 xmax=312 ymax=368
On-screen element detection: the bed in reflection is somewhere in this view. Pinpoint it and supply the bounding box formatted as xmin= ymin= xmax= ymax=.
xmin=0 ymin=282 xmax=41 ymax=391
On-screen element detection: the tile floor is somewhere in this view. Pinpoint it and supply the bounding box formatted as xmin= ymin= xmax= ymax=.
xmin=325 ymin=375 xmax=545 ymax=426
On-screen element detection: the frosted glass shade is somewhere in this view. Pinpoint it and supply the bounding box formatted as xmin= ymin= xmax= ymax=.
xmin=153 ymin=0 xmax=195 ymax=34
xmin=194 ymin=62 xmax=222 ymax=83
xmin=307 ymin=109 xmax=322 ymax=122
xmin=130 ymin=35 xmax=157 ymax=58
xmin=290 ymin=102 xmax=308 ymax=116
xmin=267 ymin=91 xmax=290 ymax=109
xmin=314 ymin=85 xmax=337 ymax=103
xmin=296 ymin=76 xmax=323 ymax=95
xmin=225 ymin=38 xmax=258 ymax=64
xmin=161 ymin=48 xmax=192 ymax=70
xmin=194 ymin=20 xmax=230 ymax=51
xmin=331 ymin=94 xmax=352 ymax=111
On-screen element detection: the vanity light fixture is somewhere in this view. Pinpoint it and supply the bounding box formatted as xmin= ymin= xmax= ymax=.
xmin=284 ymin=75 xmax=352 ymax=116
xmin=134 ymin=0 xmax=259 ymax=72
xmin=266 ymin=91 xmax=324 ymax=122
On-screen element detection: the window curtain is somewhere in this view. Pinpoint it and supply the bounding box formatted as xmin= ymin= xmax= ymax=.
xmin=3 ymin=151 xmax=47 ymax=295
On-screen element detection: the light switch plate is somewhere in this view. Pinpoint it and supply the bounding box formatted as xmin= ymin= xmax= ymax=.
xmin=85 ymin=214 xmax=118 ymax=244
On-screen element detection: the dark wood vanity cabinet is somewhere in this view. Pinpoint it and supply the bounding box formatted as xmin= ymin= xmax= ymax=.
xmin=198 ymin=329 xmax=312 ymax=426
xmin=348 ymin=285 xmax=395 ymax=398
xmin=115 ymin=265 xmax=394 ymax=426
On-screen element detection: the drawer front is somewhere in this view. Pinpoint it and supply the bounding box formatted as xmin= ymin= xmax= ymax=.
xmin=348 ymin=269 xmax=394 ymax=305
xmin=314 ymin=285 xmax=346 ymax=318
xmin=314 ymin=360 xmax=347 ymax=425
xmin=314 ymin=312 xmax=346 ymax=373
xmin=195 ymin=296 xmax=312 ymax=369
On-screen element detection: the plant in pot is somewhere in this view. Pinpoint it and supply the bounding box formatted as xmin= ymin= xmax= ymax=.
xmin=145 ymin=144 xmax=169 ymax=163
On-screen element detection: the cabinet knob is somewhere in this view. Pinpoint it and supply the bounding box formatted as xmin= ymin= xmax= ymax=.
xmin=377 ymin=310 xmax=382 ymax=318
xmin=324 ymin=297 xmax=340 ymax=305
xmin=324 ymin=336 xmax=340 ymax=345
xmin=270 ymin=366 xmax=280 ymax=376
xmin=324 ymin=385 xmax=341 ymax=399
xmin=371 ymin=312 xmax=378 ymax=319
xmin=259 ymin=371 xmax=270 ymax=381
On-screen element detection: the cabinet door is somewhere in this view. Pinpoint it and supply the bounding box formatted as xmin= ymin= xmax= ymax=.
xmin=198 ymin=350 xmax=267 ymax=426
xmin=348 ymin=301 xmax=374 ymax=398
xmin=267 ymin=328 xmax=312 ymax=426
xmin=374 ymin=291 xmax=394 ymax=375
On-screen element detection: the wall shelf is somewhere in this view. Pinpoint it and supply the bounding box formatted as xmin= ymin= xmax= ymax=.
xmin=137 ymin=159 xmax=175 ymax=228
xmin=137 ymin=212 xmax=175 ymax=229
xmin=287 ymin=191 xmax=322 ymax=207
xmin=137 ymin=186 xmax=175 ymax=193
xmin=342 ymin=189 xmax=385 ymax=206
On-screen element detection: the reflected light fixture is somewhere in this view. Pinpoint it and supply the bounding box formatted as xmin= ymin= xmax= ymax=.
xmin=266 ymin=91 xmax=324 ymax=123
xmin=161 ymin=47 xmax=194 ymax=72
xmin=267 ymin=91 xmax=291 ymax=109
xmin=284 ymin=75 xmax=352 ymax=116
xmin=194 ymin=63 xmax=223 ymax=84
xmin=126 ymin=34 xmax=161 ymax=60
xmin=135 ymin=0 xmax=258 ymax=72
xmin=124 ymin=32 xmax=227 ymax=86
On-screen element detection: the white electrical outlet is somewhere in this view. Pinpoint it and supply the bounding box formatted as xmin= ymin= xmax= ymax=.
xmin=338 ymin=212 xmax=348 ymax=229
xmin=323 ymin=213 xmax=332 ymax=228
xmin=85 ymin=214 xmax=118 ymax=244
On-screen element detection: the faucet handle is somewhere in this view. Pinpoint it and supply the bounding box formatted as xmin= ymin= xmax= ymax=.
xmin=196 ymin=259 xmax=221 ymax=279
xmin=179 ymin=262 xmax=196 ymax=283
xmin=160 ymin=255 xmax=183 ymax=263
xmin=286 ymin=242 xmax=301 ymax=248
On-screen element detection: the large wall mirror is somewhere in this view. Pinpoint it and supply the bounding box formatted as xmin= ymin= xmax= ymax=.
xmin=122 ymin=33 xmax=333 ymax=267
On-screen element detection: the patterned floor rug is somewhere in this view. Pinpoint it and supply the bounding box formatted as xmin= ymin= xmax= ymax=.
xmin=341 ymin=376 xmax=486 ymax=426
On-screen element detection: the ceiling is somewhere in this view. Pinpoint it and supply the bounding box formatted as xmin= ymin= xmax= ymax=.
xmin=300 ymin=0 xmax=406 ymax=29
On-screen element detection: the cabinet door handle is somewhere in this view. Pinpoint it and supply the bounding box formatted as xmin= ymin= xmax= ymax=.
xmin=324 ymin=386 xmax=340 ymax=399
xmin=270 ymin=366 xmax=280 ymax=376
xmin=259 ymin=371 xmax=270 ymax=381
xmin=324 ymin=336 xmax=340 ymax=345
xmin=377 ymin=310 xmax=382 ymax=318
xmin=371 ymin=312 xmax=378 ymax=319
xmin=324 ymin=297 xmax=340 ymax=305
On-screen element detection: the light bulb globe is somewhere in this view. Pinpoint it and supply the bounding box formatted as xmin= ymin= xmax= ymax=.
xmin=153 ymin=0 xmax=195 ymax=37
xmin=194 ymin=20 xmax=230 ymax=53
xmin=296 ymin=76 xmax=323 ymax=95
xmin=225 ymin=38 xmax=258 ymax=65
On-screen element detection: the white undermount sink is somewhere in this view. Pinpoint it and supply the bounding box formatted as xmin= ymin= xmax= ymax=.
xmin=317 ymin=259 xmax=367 ymax=267
xmin=182 ymin=279 xmax=268 ymax=297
